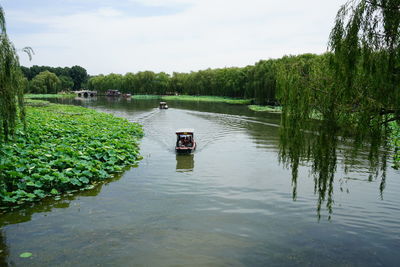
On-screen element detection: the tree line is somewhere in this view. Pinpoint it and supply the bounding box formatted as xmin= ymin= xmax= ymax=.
xmin=86 ymin=59 xmax=281 ymax=105
xmin=21 ymin=65 xmax=88 ymax=93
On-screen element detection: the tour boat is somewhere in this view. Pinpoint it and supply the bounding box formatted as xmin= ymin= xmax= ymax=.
xmin=159 ymin=102 xmax=169 ymax=109
xmin=175 ymin=129 xmax=196 ymax=153
xmin=106 ymin=90 xmax=121 ymax=96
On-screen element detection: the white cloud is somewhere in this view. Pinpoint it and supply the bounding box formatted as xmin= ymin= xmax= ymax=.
xmin=7 ymin=0 xmax=345 ymax=75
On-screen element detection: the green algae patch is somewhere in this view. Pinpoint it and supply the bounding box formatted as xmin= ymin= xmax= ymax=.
xmin=0 ymin=104 xmax=143 ymax=210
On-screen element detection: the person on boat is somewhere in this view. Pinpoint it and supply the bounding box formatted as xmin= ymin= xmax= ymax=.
xmin=187 ymin=136 xmax=193 ymax=147
xmin=178 ymin=138 xmax=183 ymax=147
xmin=182 ymin=137 xmax=189 ymax=146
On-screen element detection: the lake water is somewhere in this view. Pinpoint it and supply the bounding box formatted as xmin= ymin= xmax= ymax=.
xmin=1 ymin=97 xmax=399 ymax=266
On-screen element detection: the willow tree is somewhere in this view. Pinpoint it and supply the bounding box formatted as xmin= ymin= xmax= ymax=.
xmin=0 ymin=6 xmax=24 ymax=141
xmin=277 ymin=0 xmax=399 ymax=218
xmin=0 ymin=6 xmax=32 ymax=142
xmin=328 ymin=0 xmax=399 ymax=136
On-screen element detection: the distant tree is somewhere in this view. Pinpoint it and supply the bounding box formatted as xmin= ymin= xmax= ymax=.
xmin=69 ymin=65 xmax=88 ymax=90
xmin=123 ymin=72 xmax=136 ymax=93
xmin=29 ymin=71 xmax=61 ymax=94
xmin=20 ymin=66 xmax=31 ymax=79
xmin=59 ymin=75 xmax=74 ymax=91
xmin=154 ymin=72 xmax=170 ymax=95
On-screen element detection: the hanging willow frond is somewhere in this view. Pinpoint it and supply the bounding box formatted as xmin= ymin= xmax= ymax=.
xmin=0 ymin=5 xmax=27 ymax=142
xmin=21 ymin=46 xmax=34 ymax=61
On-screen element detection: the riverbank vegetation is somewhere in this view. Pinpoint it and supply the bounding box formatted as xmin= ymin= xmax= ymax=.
xmin=0 ymin=103 xmax=143 ymax=210
xmin=248 ymin=105 xmax=282 ymax=113
xmin=1 ymin=0 xmax=399 ymax=212
xmin=277 ymin=0 xmax=400 ymax=216
xmin=85 ymin=63 xmax=278 ymax=106
xmin=0 ymin=6 xmax=30 ymax=143
xmin=21 ymin=65 xmax=88 ymax=92
xmin=162 ymin=95 xmax=251 ymax=104
xmin=24 ymin=93 xmax=75 ymax=99
xmin=131 ymin=94 xmax=161 ymax=100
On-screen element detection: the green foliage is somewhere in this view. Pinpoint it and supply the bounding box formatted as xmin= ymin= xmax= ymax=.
xmin=248 ymin=105 xmax=282 ymax=112
xmin=328 ymin=0 xmax=400 ymax=128
xmin=59 ymin=75 xmax=74 ymax=91
xmin=391 ymin=122 xmax=400 ymax=169
xmin=131 ymin=95 xmax=161 ymax=100
xmin=21 ymin=65 xmax=89 ymax=90
xmin=24 ymin=99 xmax=50 ymax=107
xmin=0 ymin=6 xmax=26 ymax=142
xmin=19 ymin=252 xmax=32 ymax=258
xmin=28 ymin=71 xmax=61 ymax=94
xmin=87 ymin=64 xmax=278 ymax=104
xmin=275 ymin=1 xmax=400 ymax=218
xmin=0 ymin=104 xmax=143 ymax=209
xmin=161 ymin=95 xmax=251 ymax=104
xmin=69 ymin=65 xmax=88 ymax=90
xmin=24 ymin=93 xmax=75 ymax=99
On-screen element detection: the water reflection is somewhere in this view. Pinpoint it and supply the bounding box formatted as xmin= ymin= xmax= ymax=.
xmin=0 ymin=230 xmax=8 ymax=266
xmin=51 ymin=96 xmax=391 ymax=219
xmin=74 ymin=96 xmax=98 ymax=102
xmin=0 ymin=97 xmax=398 ymax=266
xmin=0 ymin=169 xmax=128 ymax=266
xmin=279 ymin=117 xmax=389 ymax=219
xmin=176 ymin=154 xmax=195 ymax=172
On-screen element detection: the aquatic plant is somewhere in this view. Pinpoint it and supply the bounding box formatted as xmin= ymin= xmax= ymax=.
xmin=24 ymin=93 xmax=75 ymax=99
xmin=248 ymin=105 xmax=282 ymax=113
xmin=0 ymin=104 xmax=143 ymax=210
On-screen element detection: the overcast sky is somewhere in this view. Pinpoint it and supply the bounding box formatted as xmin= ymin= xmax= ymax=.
xmin=2 ymin=0 xmax=345 ymax=75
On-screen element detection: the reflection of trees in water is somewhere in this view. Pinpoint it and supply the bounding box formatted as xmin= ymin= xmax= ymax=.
xmin=176 ymin=154 xmax=194 ymax=172
xmin=0 ymin=230 xmax=9 ymax=266
xmin=279 ymin=118 xmax=389 ymax=220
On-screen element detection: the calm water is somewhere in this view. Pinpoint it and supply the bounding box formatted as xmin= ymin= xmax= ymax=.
xmin=1 ymin=97 xmax=399 ymax=266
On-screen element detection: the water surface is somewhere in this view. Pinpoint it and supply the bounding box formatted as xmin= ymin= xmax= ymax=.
xmin=1 ymin=97 xmax=399 ymax=266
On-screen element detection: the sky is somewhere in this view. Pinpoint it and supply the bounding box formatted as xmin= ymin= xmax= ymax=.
xmin=2 ymin=0 xmax=345 ymax=75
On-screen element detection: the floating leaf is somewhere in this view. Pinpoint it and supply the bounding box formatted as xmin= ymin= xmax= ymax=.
xmin=20 ymin=252 xmax=32 ymax=258
xmin=50 ymin=189 xmax=59 ymax=195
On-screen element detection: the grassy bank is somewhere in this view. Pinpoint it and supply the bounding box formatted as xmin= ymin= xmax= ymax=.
xmin=0 ymin=104 xmax=143 ymax=210
xmin=248 ymin=105 xmax=282 ymax=113
xmin=25 ymin=93 xmax=76 ymax=99
xmin=161 ymin=95 xmax=252 ymax=104
xmin=132 ymin=95 xmax=161 ymax=100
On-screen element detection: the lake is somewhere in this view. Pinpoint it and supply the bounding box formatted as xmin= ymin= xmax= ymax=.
xmin=1 ymin=97 xmax=399 ymax=266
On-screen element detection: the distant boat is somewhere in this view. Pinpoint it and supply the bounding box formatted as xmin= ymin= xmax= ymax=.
xmin=159 ymin=102 xmax=169 ymax=109
xmin=106 ymin=90 xmax=121 ymax=96
xmin=175 ymin=129 xmax=196 ymax=153
xmin=122 ymin=93 xmax=132 ymax=98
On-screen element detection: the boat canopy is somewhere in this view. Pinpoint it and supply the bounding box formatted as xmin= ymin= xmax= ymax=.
xmin=176 ymin=129 xmax=194 ymax=135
